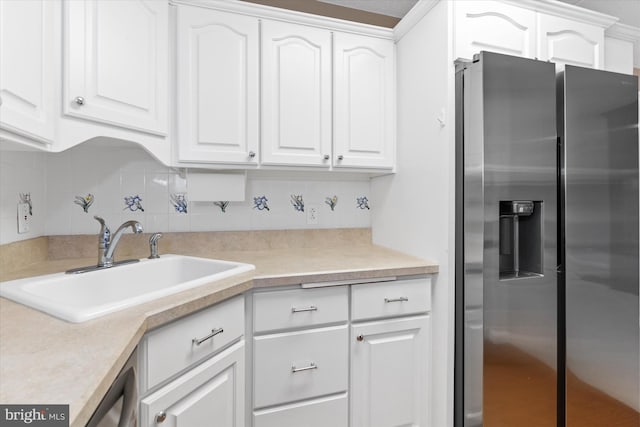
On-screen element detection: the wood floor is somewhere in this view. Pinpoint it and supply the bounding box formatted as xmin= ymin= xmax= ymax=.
xmin=483 ymin=342 xmax=639 ymax=426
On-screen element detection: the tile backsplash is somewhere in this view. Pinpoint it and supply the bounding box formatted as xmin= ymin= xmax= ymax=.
xmin=0 ymin=142 xmax=371 ymax=244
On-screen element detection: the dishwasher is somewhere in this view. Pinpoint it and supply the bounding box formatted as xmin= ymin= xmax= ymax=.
xmin=86 ymin=349 xmax=138 ymax=427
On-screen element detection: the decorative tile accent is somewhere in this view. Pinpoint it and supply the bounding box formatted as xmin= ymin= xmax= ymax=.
xmin=290 ymin=194 xmax=305 ymax=212
xmin=19 ymin=193 xmax=33 ymax=216
xmin=325 ymin=195 xmax=338 ymax=211
xmin=214 ymin=201 xmax=229 ymax=213
xmin=356 ymin=196 xmax=370 ymax=210
xmin=74 ymin=194 xmax=94 ymax=213
xmin=253 ymin=195 xmax=269 ymax=211
xmin=124 ymin=195 xmax=144 ymax=212
xmin=170 ymin=193 xmax=188 ymax=214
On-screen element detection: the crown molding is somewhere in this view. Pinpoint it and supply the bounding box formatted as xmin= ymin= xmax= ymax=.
xmin=502 ymin=0 xmax=618 ymax=28
xmin=606 ymin=23 xmax=640 ymax=43
xmin=393 ymin=0 xmax=440 ymax=42
xmin=170 ymin=0 xmax=394 ymax=39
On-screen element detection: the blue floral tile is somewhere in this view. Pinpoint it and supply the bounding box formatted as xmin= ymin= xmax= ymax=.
xmin=356 ymin=196 xmax=370 ymax=210
xmin=325 ymin=195 xmax=338 ymax=211
xmin=291 ymin=194 xmax=304 ymax=212
xmin=74 ymin=193 xmax=94 ymax=213
xmin=214 ymin=201 xmax=229 ymax=213
xmin=253 ymin=195 xmax=269 ymax=211
xmin=124 ymin=195 xmax=144 ymax=212
xmin=170 ymin=193 xmax=188 ymax=214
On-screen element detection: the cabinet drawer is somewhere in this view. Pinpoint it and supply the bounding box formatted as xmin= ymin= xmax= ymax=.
xmin=254 ymin=393 xmax=348 ymax=427
xmin=253 ymin=325 xmax=348 ymax=408
xmin=351 ymin=278 xmax=431 ymax=321
xmin=253 ymin=286 xmax=348 ymax=333
xmin=143 ymin=295 xmax=244 ymax=390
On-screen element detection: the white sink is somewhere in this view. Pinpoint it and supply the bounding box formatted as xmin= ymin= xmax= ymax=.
xmin=0 ymin=255 xmax=254 ymax=323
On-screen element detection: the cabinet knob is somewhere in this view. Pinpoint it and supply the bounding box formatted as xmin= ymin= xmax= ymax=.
xmin=356 ymin=335 xmax=364 ymax=342
xmin=248 ymin=151 xmax=256 ymax=159
xmin=155 ymin=411 xmax=167 ymax=423
xmin=337 ymin=155 xmax=344 ymax=161
xmin=74 ymin=96 xmax=85 ymax=106
xmin=323 ymin=154 xmax=330 ymax=160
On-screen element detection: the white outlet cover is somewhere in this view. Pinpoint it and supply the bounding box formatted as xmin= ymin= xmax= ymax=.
xmin=17 ymin=202 xmax=30 ymax=234
xmin=307 ymin=204 xmax=319 ymax=225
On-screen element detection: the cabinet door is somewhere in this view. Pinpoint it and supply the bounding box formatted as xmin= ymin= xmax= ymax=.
xmin=64 ymin=0 xmax=167 ymax=135
xmin=140 ymin=340 xmax=244 ymax=427
xmin=454 ymin=1 xmax=536 ymax=60
xmin=261 ymin=20 xmax=331 ymax=167
xmin=537 ymin=13 xmax=604 ymax=69
xmin=176 ymin=6 xmax=259 ymax=165
xmin=0 ymin=0 xmax=56 ymax=144
xmin=333 ymin=32 xmax=395 ymax=169
xmin=351 ymin=315 xmax=430 ymax=427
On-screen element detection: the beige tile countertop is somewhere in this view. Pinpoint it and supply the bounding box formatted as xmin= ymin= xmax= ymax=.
xmin=0 ymin=229 xmax=437 ymax=427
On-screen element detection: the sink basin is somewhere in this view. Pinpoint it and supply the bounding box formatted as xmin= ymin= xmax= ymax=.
xmin=0 ymin=255 xmax=255 ymax=323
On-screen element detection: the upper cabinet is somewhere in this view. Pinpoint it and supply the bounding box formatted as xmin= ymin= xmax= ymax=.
xmin=333 ymin=33 xmax=395 ymax=170
xmin=453 ymin=1 xmax=618 ymax=72
xmin=537 ymin=13 xmax=604 ymax=69
xmin=64 ymin=0 xmax=168 ymax=135
xmin=261 ymin=20 xmax=332 ymax=167
xmin=175 ymin=6 xmax=259 ymax=165
xmin=0 ymin=0 xmax=57 ymax=145
xmin=454 ymin=1 xmax=536 ymax=61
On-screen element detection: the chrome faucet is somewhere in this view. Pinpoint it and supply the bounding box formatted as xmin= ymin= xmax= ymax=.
xmin=66 ymin=217 xmax=144 ymax=274
xmin=97 ymin=217 xmax=144 ymax=267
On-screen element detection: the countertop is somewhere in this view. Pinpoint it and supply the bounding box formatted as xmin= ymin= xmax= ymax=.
xmin=0 ymin=244 xmax=437 ymax=427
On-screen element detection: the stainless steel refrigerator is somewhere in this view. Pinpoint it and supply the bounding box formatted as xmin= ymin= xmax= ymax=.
xmin=454 ymin=51 xmax=639 ymax=427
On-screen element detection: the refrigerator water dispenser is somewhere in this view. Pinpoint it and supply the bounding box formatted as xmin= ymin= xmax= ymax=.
xmin=499 ymin=201 xmax=543 ymax=280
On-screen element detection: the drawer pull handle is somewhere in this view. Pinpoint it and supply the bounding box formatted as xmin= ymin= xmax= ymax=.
xmin=291 ymin=362 xmax=317 ymax=373
xmin=192 ymin=328 xmax=224 ymax=346
xmin=384 ymin=297 xmax=409 ymax=303
xmin=356 ymin=334 xmax=364 ymax=342
xmin=291 ymin=305 xmax=318 ymax=313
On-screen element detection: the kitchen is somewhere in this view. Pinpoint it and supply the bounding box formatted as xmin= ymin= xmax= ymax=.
xmin=0 ymin=0 xmax=638 ymax=426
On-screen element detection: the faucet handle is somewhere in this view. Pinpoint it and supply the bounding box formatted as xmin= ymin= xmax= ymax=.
xmin=93 ymin=216 xmax=110 ymax=248
xmin=149 ymin=233 xmax=162 ymax=259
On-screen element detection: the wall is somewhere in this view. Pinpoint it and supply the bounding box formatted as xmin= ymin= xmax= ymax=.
xmin=0 ymin=141 xmax=371 ymax=245
xmin=0 ymin=150 xmax=47 ymax=245
xmin=371 ymin=1 xmax=455 ymax=426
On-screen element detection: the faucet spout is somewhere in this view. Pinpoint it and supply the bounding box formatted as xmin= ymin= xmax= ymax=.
xmin=103 ymin=220 xmax=143 ymax=266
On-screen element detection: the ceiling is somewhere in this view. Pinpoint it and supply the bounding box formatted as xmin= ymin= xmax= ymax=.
xmin=556 ymin=0 xmax=640 ymax=28
xmin=243 ymin=0 xmax=639 ymax=28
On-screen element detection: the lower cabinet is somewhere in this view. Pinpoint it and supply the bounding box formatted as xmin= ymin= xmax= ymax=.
xmin=254 ymin=393 xmax=348 ymax=427
xmin=251 ymin=278 xmax=432 ymax=427
xmin=350 ymin=315 xmax=430 ymax=427
xmin=140 ymin=340 xmax=245 ymax=427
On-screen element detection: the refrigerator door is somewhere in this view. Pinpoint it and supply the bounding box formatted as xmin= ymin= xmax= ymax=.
xmin=561 ymin=66 xmax=639 ymax=427
xmin=457 ymin=52 xmax=558 ymax=426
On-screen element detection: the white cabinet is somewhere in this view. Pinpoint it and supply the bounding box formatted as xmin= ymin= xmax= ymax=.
xmin=64 ymin=0 xmax=168 ymax=135
xmin=604 ymin=35 xmax=634 ymax=75
xmin=351 ymin=316 xmax=430 ymax=427
xmin=261 ymin=20 xmax=332 ymax=167
xmin=176 ymin=6 xmax=259 ymax=165
xmin=0 ymin=0 xmax=57 ymax=144
xmin=139 ymin=296 xmax=245 ymax=426
xmin=140 ymin=340 xmax=245 ymax=427
xmin=350 ymin=278 xmax=432 ymax=427
xmin=333 ymin=32 xmax=395 ymax=169
xmin=453 ymin=1 xmax=536 ymax=61
xmin=537 ymin=13 xmax=604 ymax=69
xmin=251 ymin=285 xmax=349 ymax=425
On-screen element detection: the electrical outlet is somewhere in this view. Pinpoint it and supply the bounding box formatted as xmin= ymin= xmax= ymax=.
xmin=17 ymin=202 xmax=30 ymax=234
xmin=307 ymin=204 xmax=319 ymax=225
